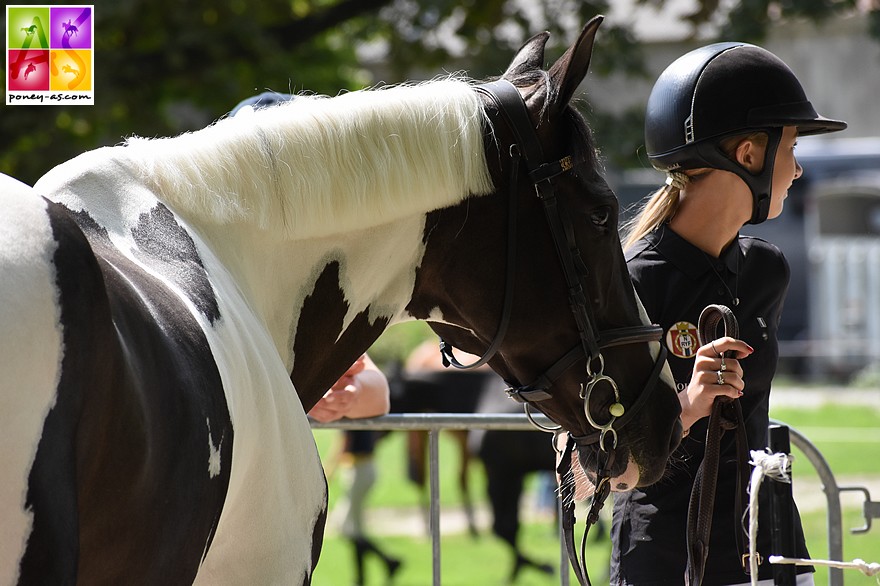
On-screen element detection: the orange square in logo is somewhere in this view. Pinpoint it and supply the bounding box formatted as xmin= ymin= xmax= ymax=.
xmin=50 ymin=49 xmax=92 ymax=91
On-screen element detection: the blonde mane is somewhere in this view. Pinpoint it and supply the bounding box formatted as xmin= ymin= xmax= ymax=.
xmin=123 ymin=78 xmax=495 ymax=239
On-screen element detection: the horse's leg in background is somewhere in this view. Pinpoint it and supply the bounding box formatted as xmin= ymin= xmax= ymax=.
xmin=400 ymin=341 xmax=493 ymax=539
xmin=405 ymin=429 xmax=431 ymax=534
xmin=450 ymin=429 xmax=479 ymax=538
xmin=406 ymin=430 xmax=478 ymax=538
xmin=480 ymin=429 xmax=555 ymax=581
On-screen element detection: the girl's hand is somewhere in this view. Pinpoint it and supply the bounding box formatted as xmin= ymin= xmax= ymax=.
xmin=308 ymin=354 xmax=389 ymax=422
xmin=679 ymin=337 xmax=753 ymax=433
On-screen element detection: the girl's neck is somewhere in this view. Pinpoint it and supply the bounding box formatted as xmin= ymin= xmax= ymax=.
xmin=668 ymin=172 xmax=750 ymax=257
xmin=668 ymin=213 xmax=738 ymax=257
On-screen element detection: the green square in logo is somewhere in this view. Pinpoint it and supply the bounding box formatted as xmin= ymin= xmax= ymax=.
xmin=8 ymin=6 xmax=51 ymax=50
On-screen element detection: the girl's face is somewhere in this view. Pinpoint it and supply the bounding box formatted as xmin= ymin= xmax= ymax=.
xmin=767 ymin=126 xmax=803 ymax=220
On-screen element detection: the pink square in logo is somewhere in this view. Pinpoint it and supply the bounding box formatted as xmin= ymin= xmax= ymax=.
xmin=8 ymin=50 xmax=50 ymax=91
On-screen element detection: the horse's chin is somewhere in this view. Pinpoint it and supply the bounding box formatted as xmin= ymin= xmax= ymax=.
xmin=611 ymin=461 xmax=641 ymax=493
xmin=571 ymin=456 xmax=641 ymax=501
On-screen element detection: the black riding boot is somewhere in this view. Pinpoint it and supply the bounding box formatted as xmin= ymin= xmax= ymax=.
xmin=352 ymin=537 xmax=402 ymax=584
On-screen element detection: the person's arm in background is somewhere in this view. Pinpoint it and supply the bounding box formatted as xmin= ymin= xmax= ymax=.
xmin=308 ymin=354 xmax=390 ymax=422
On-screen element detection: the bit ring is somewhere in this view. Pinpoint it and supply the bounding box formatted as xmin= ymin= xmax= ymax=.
xmin=716 ymin=370 xmax=725 ymax=385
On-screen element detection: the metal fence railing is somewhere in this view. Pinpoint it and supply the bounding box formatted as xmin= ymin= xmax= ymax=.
xmin=312 ymin=413 xmax=877 ymax=586
xmin=769 ymin=419 xmax=879 ymax=586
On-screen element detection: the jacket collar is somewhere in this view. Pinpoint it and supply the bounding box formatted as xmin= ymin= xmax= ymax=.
xmin=641 ymin=223 xmax=742 ymax=279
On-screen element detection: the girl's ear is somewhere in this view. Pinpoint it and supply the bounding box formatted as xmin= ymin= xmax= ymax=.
xmin=735 ymin=138 xmax=764 ymax=173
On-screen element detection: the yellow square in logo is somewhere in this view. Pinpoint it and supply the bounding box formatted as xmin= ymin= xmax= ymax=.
xmin=49 ymin=49 xmax=92 ymax=92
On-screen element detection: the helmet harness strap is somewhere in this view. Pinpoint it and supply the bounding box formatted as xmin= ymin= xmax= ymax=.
xmin=693 ymin=127 xmax=783 ymax=225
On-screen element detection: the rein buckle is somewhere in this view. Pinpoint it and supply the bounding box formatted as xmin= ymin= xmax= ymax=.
xmin=742 ymin=552 xmax=763 ymax=573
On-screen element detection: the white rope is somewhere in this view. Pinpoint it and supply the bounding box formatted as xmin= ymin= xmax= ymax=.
xmin=768 ymin=555 xmax=880 ymax=578
xmin=747 ymin=449 xmax=880 ymax=584
xmin=747 ymin=449 xmax=793 ymax=584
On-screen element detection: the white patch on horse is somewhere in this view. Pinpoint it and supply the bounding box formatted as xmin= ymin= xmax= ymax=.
xmin=36 ymin=149 xmax=165 ymax=246
xmin=190 ymin=246 xmax=328 ymax=585
xmin=405 ymin=306 xmax=483 ymax=337
xmin=0 ymin=176 xmax=63 ymax=584
xmin=635 ymin=289 xmax=676 ymax=401
xmin=206 ymin=419 xmax=222 ymax=478
xmin=283 ymin=220 xmax=428 ymax=366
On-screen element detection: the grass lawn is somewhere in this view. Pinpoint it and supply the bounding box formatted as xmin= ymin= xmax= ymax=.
xmin=311 ymin=402 xmax=880 ymax=585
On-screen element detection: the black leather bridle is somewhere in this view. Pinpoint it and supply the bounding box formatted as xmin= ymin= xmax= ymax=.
xmin=437 ymin=79 xmax=670 ymax=585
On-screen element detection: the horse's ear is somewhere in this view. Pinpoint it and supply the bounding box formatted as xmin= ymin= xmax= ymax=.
xmin=547 ymin=15 xmax=604 ymax=113
xmin=503 ymin=31 xmax=551 ymax=78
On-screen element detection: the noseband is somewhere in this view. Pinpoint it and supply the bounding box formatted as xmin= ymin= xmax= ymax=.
xmin=438 ymin=79 xmax=668 ymax=585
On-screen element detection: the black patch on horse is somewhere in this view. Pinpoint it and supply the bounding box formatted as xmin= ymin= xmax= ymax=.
xmin=290 ymin=260 xmax=389 ymax=408
xmin=308 ymin=488 xmax=328 ymax=584
xmin=20 ymin=201 xmax=233 ymax=583
xmin=130 ymin=203 xmax=221 ymax=324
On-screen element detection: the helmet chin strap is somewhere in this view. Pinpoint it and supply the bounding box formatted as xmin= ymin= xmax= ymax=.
xmin=693 ymin=126 xmax=783 ymax=225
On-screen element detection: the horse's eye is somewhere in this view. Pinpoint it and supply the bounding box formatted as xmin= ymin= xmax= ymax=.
xmin=590 ymin=208 xmax=610 ymax=228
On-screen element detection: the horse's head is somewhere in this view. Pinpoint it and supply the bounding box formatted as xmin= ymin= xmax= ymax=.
xmin=409 ymin=16 xmax=682 ymax=492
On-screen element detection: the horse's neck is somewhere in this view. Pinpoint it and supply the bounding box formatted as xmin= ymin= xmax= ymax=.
xmin=194 ymin=212 xmax=428 ymax=374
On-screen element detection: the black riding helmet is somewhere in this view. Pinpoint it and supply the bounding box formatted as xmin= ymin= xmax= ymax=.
xmin=645 ymin=42 xmax=847 ymax=224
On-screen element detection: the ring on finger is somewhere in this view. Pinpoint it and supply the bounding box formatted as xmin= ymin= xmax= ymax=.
xmin=720 ymin=355 xmax=727 ymax=371
xmin=711 ymin=341 xmax=721 ymax=357
xmin=716 ymin=370 xmax=725 ymax=385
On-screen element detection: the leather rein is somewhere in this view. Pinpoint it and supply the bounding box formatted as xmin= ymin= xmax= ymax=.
xmin=438 ymin=79 xmax=668 ymax=585
xmin=687 ymin=304 xmax=752 ymax=585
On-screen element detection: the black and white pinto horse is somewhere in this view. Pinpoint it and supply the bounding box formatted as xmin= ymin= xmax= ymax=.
xmin=0 ymin=17 xmax=682 ymax=584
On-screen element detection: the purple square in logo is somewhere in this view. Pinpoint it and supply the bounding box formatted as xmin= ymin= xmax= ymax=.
xmin=50 ymin=6 xmax=92 ymax=49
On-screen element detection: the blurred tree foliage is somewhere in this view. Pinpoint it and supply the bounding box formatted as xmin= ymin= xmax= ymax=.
xmin=1 ymin=0 xmax=871 ymax=185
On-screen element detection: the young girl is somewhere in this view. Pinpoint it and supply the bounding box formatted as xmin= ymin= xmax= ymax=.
xmin=613 ymin=42 xmax=846 ymax=585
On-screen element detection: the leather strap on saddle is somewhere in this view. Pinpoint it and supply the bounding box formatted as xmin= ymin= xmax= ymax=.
xmin=685 ymin=304 xmax=752 ymax=585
